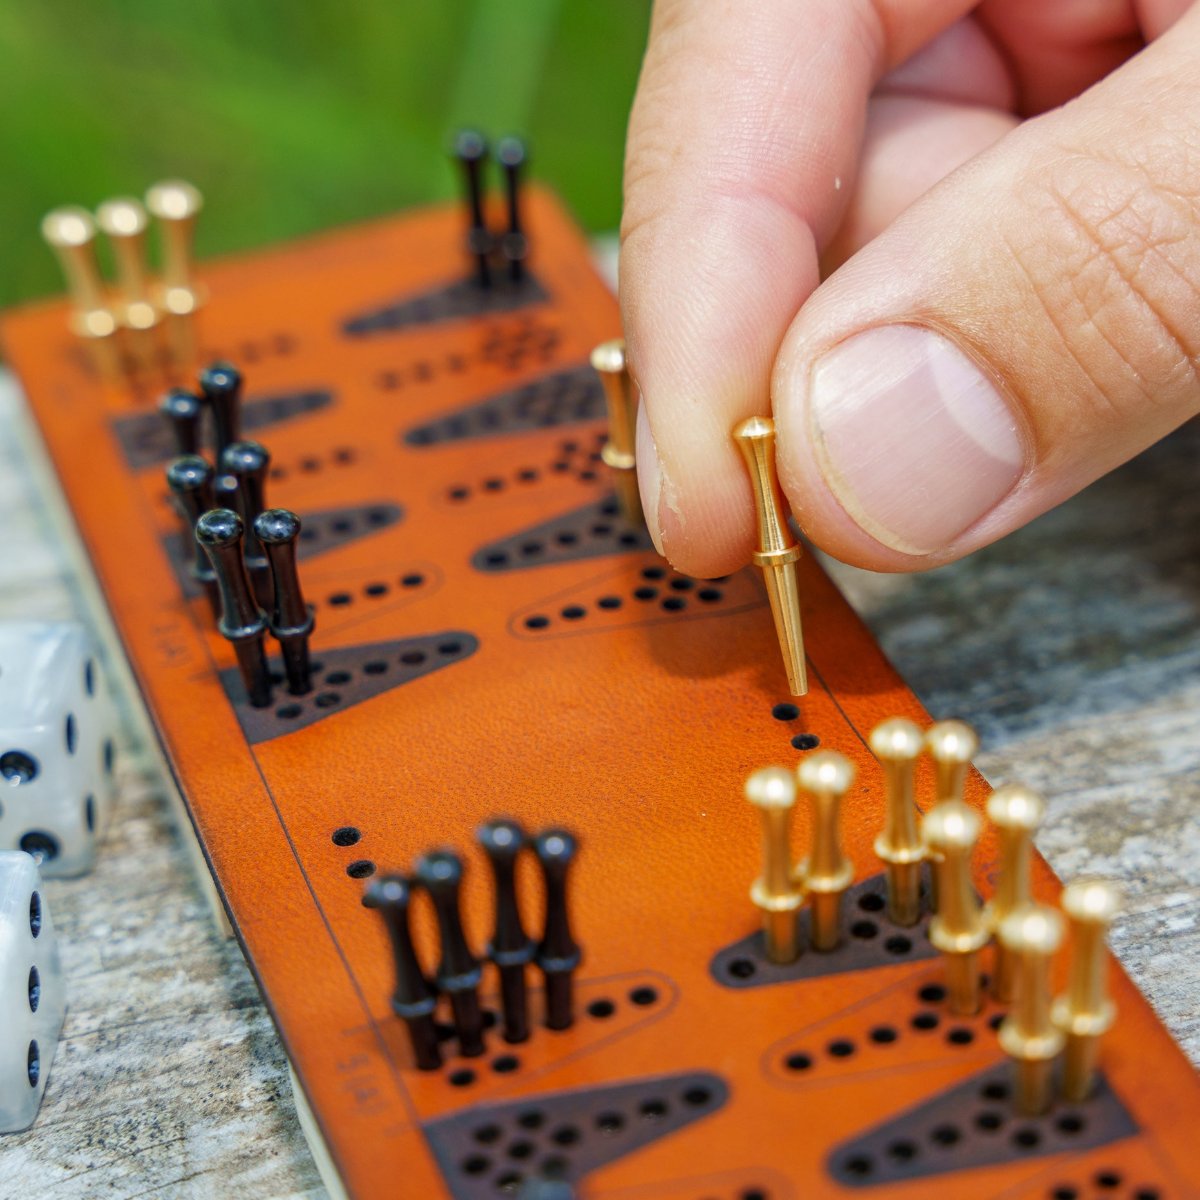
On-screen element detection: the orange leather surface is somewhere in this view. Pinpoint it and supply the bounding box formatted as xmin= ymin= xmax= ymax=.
xmin=2 ymin=189 xmax=1197 ymax=1199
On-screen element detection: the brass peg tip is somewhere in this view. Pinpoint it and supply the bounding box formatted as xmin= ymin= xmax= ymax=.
xmin=40 ymin=206 xmax=116 ymax=340
xmin=146 ymin=179 xmax=205 ymax=317
xmin=923 ymin=800 xmax=987 ymax=1014
xmin=96 ymin=197 xmax=158 ymax=332
xmin=986 ymin=784 xmax=1046 ymax=1002
xmin=590 ymin=338 xmax=642 ymax=524
xmin=870 ymin=717 xmax=925 ymax=926
xmin=746 ymin=766 xmax=804 ymax=963
xmin=796 ymin=751 xmax=855 ymax=952
xmin=733 ymin=416 xmax=807 ymax=696
xmin=998 ymin=903 xmax=1066 ymax=1115
xmin=1053 ymin=879 xmax=1122 ymax=1102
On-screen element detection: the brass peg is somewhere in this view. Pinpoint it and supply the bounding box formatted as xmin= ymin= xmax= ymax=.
xmin=924 ymin=720 xmax=979 ymax=909
xmin=998 ymin=903 xmax=1066 ymax=1115
xmin=870 ymin=717 xmax=925 ymax=926
xmin=733 ymin=416 xmax=807 ymax=696
xmin=796 ymin=751 xmax=855 ymax=951
xmin=923 ymin=800 xmax=988 ymax=1015
xmin=745 ymin=766 xmax=804 ymax=963
xmin=985 ymin=784 xmax=1046 ymax=1003
xmin=145 ymin=180 xmax=205 ymax=316
xmin=95 ymin=197 xmax=158 ymax=334
xmin=40 ymin=207 xmax=116 ymax=341
xmin=590 ymin=338 xmax=642 ymax=525
xmin=1053 ymin=880 xmax=1121 ymax=1102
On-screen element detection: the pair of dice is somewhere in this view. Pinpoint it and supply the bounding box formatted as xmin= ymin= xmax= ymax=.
xmin=0 ymin=620 xmax=118 ymax=1132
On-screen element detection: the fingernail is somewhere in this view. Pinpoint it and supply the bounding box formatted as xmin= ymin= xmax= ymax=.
xmin=635 ymin=398 xmax=666 ymax=555
xmin=808 ymin=325 xmax=1024 ymax=555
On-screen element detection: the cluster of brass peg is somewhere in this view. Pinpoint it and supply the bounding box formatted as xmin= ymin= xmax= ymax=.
xmin=863 ymin=714 xmax=1123 ymax=1115
xmin=41 ymin=180 xmax=204 ymax=380
xmin=745 ymin=750 xmax=855 ymax=961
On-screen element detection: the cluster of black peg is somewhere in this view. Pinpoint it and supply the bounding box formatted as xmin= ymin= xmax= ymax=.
xmin=364 ymin=819 xmax=580 ymax=1072
xmin=161 ymin=362 xmax=315 ymax=708
xmin=453 ymin=129 xmax=529 ymax=288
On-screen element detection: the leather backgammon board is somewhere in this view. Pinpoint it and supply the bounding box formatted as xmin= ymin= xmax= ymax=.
xmin=2 ymin=184 xmax=1197 ymax=1200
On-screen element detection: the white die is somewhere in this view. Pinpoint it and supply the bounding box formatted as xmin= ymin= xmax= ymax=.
xmin=0 ymin=850 xmax=65 ymax=1132
xmin=0 ymin=622 xmax=118 ymax=877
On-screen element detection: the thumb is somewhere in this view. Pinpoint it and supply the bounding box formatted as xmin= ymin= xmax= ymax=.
xmin=774 ymin=9 xmax=1200 ymax=572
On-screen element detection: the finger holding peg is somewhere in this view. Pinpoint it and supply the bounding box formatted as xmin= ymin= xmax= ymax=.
xmin=733 ymin=416 xmax=807 ymax=697
xmin=869 ymin=718 xmax=925 ymax=926
xmin=923 ymin=799 xmax=988 ymax=1015
xmin=95 ymin=197 xmax=158 ymax=335
xmin=986 ymin=785 xmax=1046 ymax=1003
xmin=41 ymin=207 xmax=117 ymax=343
xmin=745 ymin=767 xmax=803 ymax=964
xmin=1053 ymin=880 xmax=1121 ymax=1102
xmin=797 ymin=751 xmax=855 ymax=952
xmin=590 ymin=339 xmax=642 ymax=526
xmin=998 ymin=903 xmax=1066 ymax=1115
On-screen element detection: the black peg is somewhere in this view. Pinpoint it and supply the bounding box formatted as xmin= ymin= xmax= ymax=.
xmin=453 ymin=129 xmax=492 ymax=288
xmin=195 ymin=508 xmax=272 ymax=708
xmin=415 ymin=850 xmax=485 ymax=1057
xmin=534 ymin=828 xmax=580 ymax=1031
xmin=497 ymin=136 xmax=528 ymax=283
xmin=165 ymin=456 xmax=221 ymax=618
xmin=254 ymin=509 xmax=314 ymax=695
xmin=479 ymin=819 xmax=534 ymax=1044
xmin=363 ymin=875 xmax=442 ymax=1071
xmin=220 ymin=441 xmax=273 ymax=609
xmin=199 ymin=361 xmax=243 ymax=464
xmin=159 ymin=389 xmax=204 ymax=456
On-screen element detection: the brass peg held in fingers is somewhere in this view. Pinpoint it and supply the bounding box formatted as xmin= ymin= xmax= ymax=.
xmin=796 ymin=751 xmax=855 ymax=951
xmin=733 ymin=416 xmax=807 ymax=696
xmin=986 ymin=784 xmax=1046 ymax=1002
xmin=745 ymin=766 xmax=804 ymax=963
xmin=870 ymin=717 xmax=925 ymax=926
xmin=590 ymin=338 xmax=642 ymax=525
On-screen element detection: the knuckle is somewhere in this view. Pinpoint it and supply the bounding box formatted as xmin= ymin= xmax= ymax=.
xmin=1009 ymin=150 xmax=1200 ymax=416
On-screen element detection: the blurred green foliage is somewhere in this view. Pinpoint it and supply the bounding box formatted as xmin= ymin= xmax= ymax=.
xmin=0 ymin=0 xmax=650 ymax=307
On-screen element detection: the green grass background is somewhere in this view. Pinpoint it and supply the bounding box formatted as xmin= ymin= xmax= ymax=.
xmin=0 ymin=0 xmax=650 ymax=308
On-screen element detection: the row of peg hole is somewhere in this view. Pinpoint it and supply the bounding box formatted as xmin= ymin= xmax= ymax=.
xmin=447 ymin=434 xmax=609 ymax=503
xmin=201 ymin=333 xmax=297 ymax=365
xmin=316 ymin=572 xmax=428 ymax=612
xmin=268 ymin=445 xmax=357 ymax=482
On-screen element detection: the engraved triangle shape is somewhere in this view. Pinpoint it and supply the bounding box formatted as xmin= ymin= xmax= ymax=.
xmin=404 ymin=364 xmax=604 ymax=446
xmin=827 ymin=1063 xmax=1138 ymax=1187
xmin=342 ymin=272 xmax=548 ymax=336
xmin=423 ymin=1071 xmax=728 ymax=1200
xmin=710 ymin=870 xmax=940 ymax=988
xmin=114 ymin=388 xmax=334 ymax=469
xmin=472 ymin=497 xmax=653 ymax=573
xmin=220 ymin=632 xmax=478 ymax=744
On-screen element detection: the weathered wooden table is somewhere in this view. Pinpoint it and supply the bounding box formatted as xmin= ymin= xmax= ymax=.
xmin=0 ymin=367 xmax=1195 ymax=1199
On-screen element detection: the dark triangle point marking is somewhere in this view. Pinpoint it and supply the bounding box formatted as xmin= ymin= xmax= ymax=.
xmin=343 ymin=272 xmax=548 ymax=336
xmin=221 ymin=632 xmax=478 ymax=744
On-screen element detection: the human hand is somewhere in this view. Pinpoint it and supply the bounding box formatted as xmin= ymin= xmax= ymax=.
xmin=620 ymin=1 xmax=1198 ymax=576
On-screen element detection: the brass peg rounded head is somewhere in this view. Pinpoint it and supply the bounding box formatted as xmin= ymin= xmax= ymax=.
xmin=925 ymin=720 xmax=979 ymax=767
xmin=1061 ymin=878 xmax=1122 ymax=925
xmin=922 ymin=799 xmax=981 ymax=854
xmin=41 ymin=205 xmax=97 ymax=248
xmin=733 ymin=414 xmax=774 ymax=446
xmin=869 ymin=717 xmax=923 ymax=763
xmin=95 ymin=196 xmax=149 ymax=238
xmin=987 ymin=784 xmax=1045 ymax=832
xmin=745 ymin=765 xmax=797 ymax=811
xmin=999 ymin=902 xmax=1065 ymax=958
xmin=589 ymin=337 xmax=625 ymax=374
xmin=798 ymin=750 xmax=855 ymax=797
xmin=145 ymin=179 xmax=204 ymax=221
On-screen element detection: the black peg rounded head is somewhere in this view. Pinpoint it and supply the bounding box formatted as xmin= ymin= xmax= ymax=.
xmin=454 ymin=129 xmax=487 ymax=162
xmin=497 ymin=136 xmax=527 ymax=168
xmin=479 ymin=818 xmax=526 ymax=863
xmin=165 ymin=455 xmax=213 ymax=493
xmin=220 ymin=440 xmax=269 ymax=476
xmin=254 ymin=508 xmax=301 ymax=546
xmin=160 ymin=388 xmax=203 ymax=420
xmin=195 ymin=507 xmax=244 ymax=548
xmin=363 ymin=873 xmax=411 ymax=911
xmin=199 ymin=361 xmax=242 ymax=398
xmin=534 ymin=828 xmax=577 ymax=870
xmin=414 ymin=849 xmax=464 ymax=895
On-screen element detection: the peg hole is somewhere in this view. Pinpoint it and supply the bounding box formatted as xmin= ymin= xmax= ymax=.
xmin=884 ymin=935 xmax=913 ymax=955
xmin=103 ymin=739 xmax=115 ymax=775
xmin=550 ymin=1125 xmax=580 ymax=1146
xmin=277 ymin=704 xmax=303 ymax=720
xmin=1050 ymin=1188 xmax=1078 ymax=1200
xmin=698 ymin=587 xmax=723 ymax=602
xmin=28 ymin=966 xmax=39 ymax=1013
xmin=346 ymin=860 xmax=375 ymax=879
xmin=661 ymin=597 xmax=686 ymax=612
xmin=1056 ymin=1113 xmax=1085 ymax=1135
xmin=561 ymin=605 xmax=586 ymax=620
xmin=1094 ymin=1172 xmax=1121 ymax=1189
xmin=473 ymin=1123 xmax=501 ymax=1144
xmin=401 ymin=573 xmax=425 ymax=587
xmin=64 ymin=714 xmax=77 ymax=754
xmin=791 ymin=734 xmax=820 ymax=750
xmin=850 ymin=920 xmax=878 ymax=940
xmin=629 ymin=985 xmax=658 ymax=1006
xmin=598 ymin=596 xmax=622 ymax=610
xmin=843 ymin=1155 xmax=873 ymax=1178
xmin=727 ymin=958 xmax=756 ymax=979
xmin=19 ymin=832 xmax=60 ymax=864
xmin=633 ymin=586 xmax=657 ymax=601
xmin=827 ymin=1039 xmax=855 ymax=1058
xmin=911 ymin=1011 xmax=939 ymax=1031
xmin=886 ymin=1140 xmax=918 ymax=1162
xmin=946 ymin=1027 xmax=974 ymax=1045
xmin=1013 ymin=1127 xmax=1041 ymax=1150
xmin=85 ymin=794 xmax=95 ymax=832
xmin=27 ymin=1040 xmax=39 ymax=1087
xmin=84 ymin=659 xmax=96 ymax=696
xmin=772 ymin=703 xmax=799 ymax=721
xmin=639 ymin=1099 xmax=667 ymax=1120
xmin=1 ymin=751 xmax=39 ymax=784
xmin=516 ymin=1110 xmax=543 ymax=1130
xmin=981 ymin=1080 xmax=1009 ymax=1101
xmin=587 ymin=999 xmax=615 ymax=1019
xmin=462 ymin=1155 xmax=489 ymax=1176
xmin=507 ymin=1139 xmax=534 ymax=1159
xmin=314 ymin=692 xmax=341 ymax=708
xmin=930 ymin=1124 xmax=960 ymax=1147
xmin=331 ymin=827 xmax=361 ymax=847
xmin=857 ymin=892 xmax=885 ymax=913
xmin=448 ymin=1068 xmax=476 ymax=1088
xmin=784 ymin=1052 xmax=813 ymax=1072
xmin=491 ymin=1055 xmax=519 ymax=1074
xmin=683 ymin=1085 xmax=713 ymax=1106
xmin=29 ymin=892 xmax=42 ymax=937
xmin=918 ymin=983 xmax=946 ymax=1003
xmin=596 ymin=1111 xmax=624 ymax=1134
xmin=976 ymin=1110 xmax=1004 ymax=1132
xmin=869 ymin=1025 xmax=897 ymax=1045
